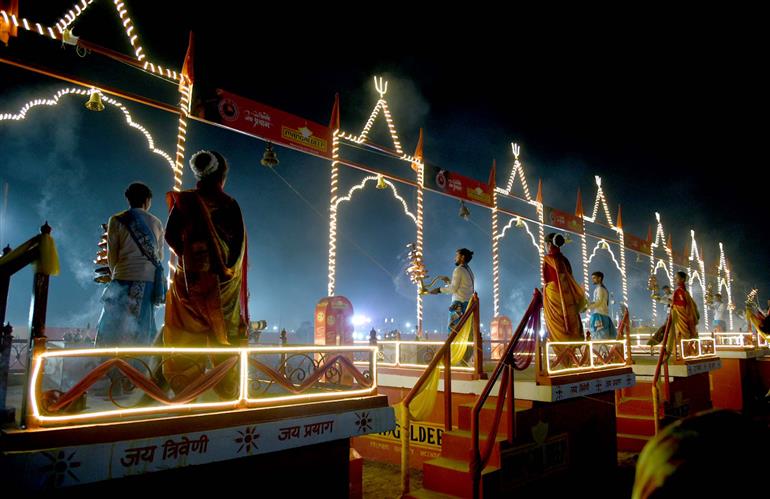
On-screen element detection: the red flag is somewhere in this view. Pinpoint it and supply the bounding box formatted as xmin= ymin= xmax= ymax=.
xmin=410 ymin=128 xmax=424 ymax=172
xmin=329 ymin=93 xmax=340 ymax=131
xmin=179 ymin=31 xmax=194 ymax=90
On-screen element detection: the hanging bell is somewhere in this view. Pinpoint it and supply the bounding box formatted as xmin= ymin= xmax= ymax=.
xmin=376 ymin=175 xmax=387 ymax=189
xmin=458 ymin=200 xmax=470 ymax=221
xmin=514 ymin=217 xmax=525 ymax=228
xmin=85 ymin=91 xmax=104 ymax=112
xmin=564 ymin=234 xmax=573 ymax=244
xmin=260 ymin=142 xmax=279 ymax=167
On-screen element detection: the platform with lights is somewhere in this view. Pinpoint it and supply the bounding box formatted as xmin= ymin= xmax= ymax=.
xmin=0 ymin=3 xmax=756 ymax=496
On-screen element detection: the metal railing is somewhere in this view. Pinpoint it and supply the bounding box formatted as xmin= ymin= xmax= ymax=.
xmin=470 ymin=289 xmax=542 ymax=499
xmin=400 ymin=293 xmax=479 ymax=495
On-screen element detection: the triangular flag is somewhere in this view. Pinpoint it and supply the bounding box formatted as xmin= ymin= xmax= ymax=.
xmin=179 ymin=31 xmax=195 ymax=91
xmin=410 ymin=128 xmax=424 ymax=172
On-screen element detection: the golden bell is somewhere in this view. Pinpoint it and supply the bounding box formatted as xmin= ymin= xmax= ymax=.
xmin=514 ymin=217 xmax=525 ymax=228
xmin=85 ymin=91 xmax=104 ymax=112
xmin=376 ymin=175 xmax=387 ymax=189
xmin=260 ymin=142 xmax=279 ymax=167
xmin=458 ymin=201 xmax=470 ymax=221
xmin=564 ymin=234 xmax=573 ymax=244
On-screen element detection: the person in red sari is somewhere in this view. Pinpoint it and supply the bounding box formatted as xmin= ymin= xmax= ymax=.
xmin=669 ymin=271 xmax=699 ymax=355
xmin=162 ymin=150 xmax=249 ymax=398
xmin=542 ymin=233 xmax=587 ymax=342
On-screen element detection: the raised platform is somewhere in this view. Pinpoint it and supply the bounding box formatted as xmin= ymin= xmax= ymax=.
xmin=1 ymin=395 xmax=394 ymax=491
xmin=631 ymin=356 xmax=721 ymax=378
xmin=714 ymin=348 xmax=770 ymax=360
xmin=378 ymin=366 xmax=635 ymax=403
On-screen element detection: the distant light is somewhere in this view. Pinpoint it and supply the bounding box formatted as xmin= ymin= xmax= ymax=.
xmin=273 ymin=326 xmax=278 ymax=331
xmin=405 ymin=322 xmax=411 ymax=328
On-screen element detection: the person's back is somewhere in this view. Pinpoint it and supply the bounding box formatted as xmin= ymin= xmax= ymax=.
xmin=162 ymin=150 xmax=248 ymax=397
xmin=632 ymin=410 xmax=767 ymax=498
xmin=108 ymin=208 xmax=163 ymax=282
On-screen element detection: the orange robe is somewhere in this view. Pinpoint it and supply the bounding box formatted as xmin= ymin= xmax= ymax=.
xmin=162 ymin=187 xmax=249 ymax=395
xmin=672 ymin=285 xmax=699 ymax=341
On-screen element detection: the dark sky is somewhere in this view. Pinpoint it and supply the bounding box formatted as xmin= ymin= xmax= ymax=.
xmin=1 ymin=2 xmax=766 ymax=335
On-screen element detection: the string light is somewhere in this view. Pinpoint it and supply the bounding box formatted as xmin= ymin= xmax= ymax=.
xmin=496 ymin=216 xmax=541 ymax=253
xmin=653 ymin=259 xmax=672 ymax=282
xmin=0 ymin=9 xmax=58 ymax=39
xmin=618 ymin=231 xmax=628 ymax=307
xmin=587 ymin=239 xmax=625 ymax=277
xmin=0 ymin=87 xmax=175 ymax=173
xmin=328 ymin=129 xmax=340 ymax=296
xmin=342 ymin=77 xmax=404 ymax=154
xmin=55 ymin=0 xmax=93 ymax=33
xmin=717 ymin=242 xmax=734 ymax=329
xmin=333 ymin=176 xmax=417 ymax=224
xmin=500 ymin=142 xmax=533 ymax=201
xmin=688 ymin=230 xmax=709 ymax=326
xmin=650 ymin=212 xmax=674 ymax=320
xmin=0 ymin=4 xmax=180 ymax=81
xmin=415 ymin=153 xmax=425 ymax=335
xmin=29 ymin=345 xmax=378 ymax=424
xmin=329 ymin=77 xmax=421 ymax=297
xmin=586 ymin=176 xmax=616 ymax=228
xmin=492 ymin=186 xmax=500 ymax=317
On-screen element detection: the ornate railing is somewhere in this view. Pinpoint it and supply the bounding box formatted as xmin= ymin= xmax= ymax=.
xmin=711 ymin=331 xmax=768 ymax=349
xmin=354 ymin=340 xmax=476 ymax=372
xmin=543 ymin=339 xmax=627 ymax=375
xmin=27 ymin=345 xmax=377 ymax=426
xmin=680 ymin=337 xmax=716 ymax=359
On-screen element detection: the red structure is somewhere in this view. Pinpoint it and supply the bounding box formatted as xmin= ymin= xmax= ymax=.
xmin=314 ymin=296 xmax=354 ymax=346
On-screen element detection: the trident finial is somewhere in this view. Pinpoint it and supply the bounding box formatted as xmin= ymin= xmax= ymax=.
xmin=511 ymin=142 xmax=520 ymax=159
xmin=594 ymin=175 xmax=602 ymax=187
xmin=374 ymin=76 xmax=388 ymax=98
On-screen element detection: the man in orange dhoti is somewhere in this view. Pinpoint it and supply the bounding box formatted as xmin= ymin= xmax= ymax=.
xmin=162 ymin=150 xmax=249 ymax=397
xmin=542 ymin=233 xmax=587 ymax=341
xmin=669 ymin=271 xmax=699 ymax=353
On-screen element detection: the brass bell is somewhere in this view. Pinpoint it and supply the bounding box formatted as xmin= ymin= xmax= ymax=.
xmin=85 ymin=91 xmax=104 ymax=112
xmin=514 ymin=216 xmax=525 ymax=228
xmin=260 ymin=142 xmax=279 ymax=167
xmin=458 ymin=201 xmax=470 ymax=221
xmin=376 ymin=175 xmax=387 ymax=189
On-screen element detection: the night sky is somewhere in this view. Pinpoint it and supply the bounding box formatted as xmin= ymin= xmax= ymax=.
xmin=1 ymin=2 xmax=766 ymax=337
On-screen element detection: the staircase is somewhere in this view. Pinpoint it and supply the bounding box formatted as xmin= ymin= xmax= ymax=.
xmin=409 ymin=401 xmax=532 ymax=498
xmin=616 ymin=382 xmax=656 ymax=452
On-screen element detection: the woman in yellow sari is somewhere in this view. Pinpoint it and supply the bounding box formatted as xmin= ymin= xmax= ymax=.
xmin=162 ymin=150 xmax=249 ymax=397
xmin=542 ymin=233 xmax=587 ymax=341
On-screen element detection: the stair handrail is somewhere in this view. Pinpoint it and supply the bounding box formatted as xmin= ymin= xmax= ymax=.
xmin=651 ymin=309 xmax=674 ymax=434
xmin=400 ymin=292 xmax=479 ymax=496
xmin=470 ymin=289 xmax=542 ymax=499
